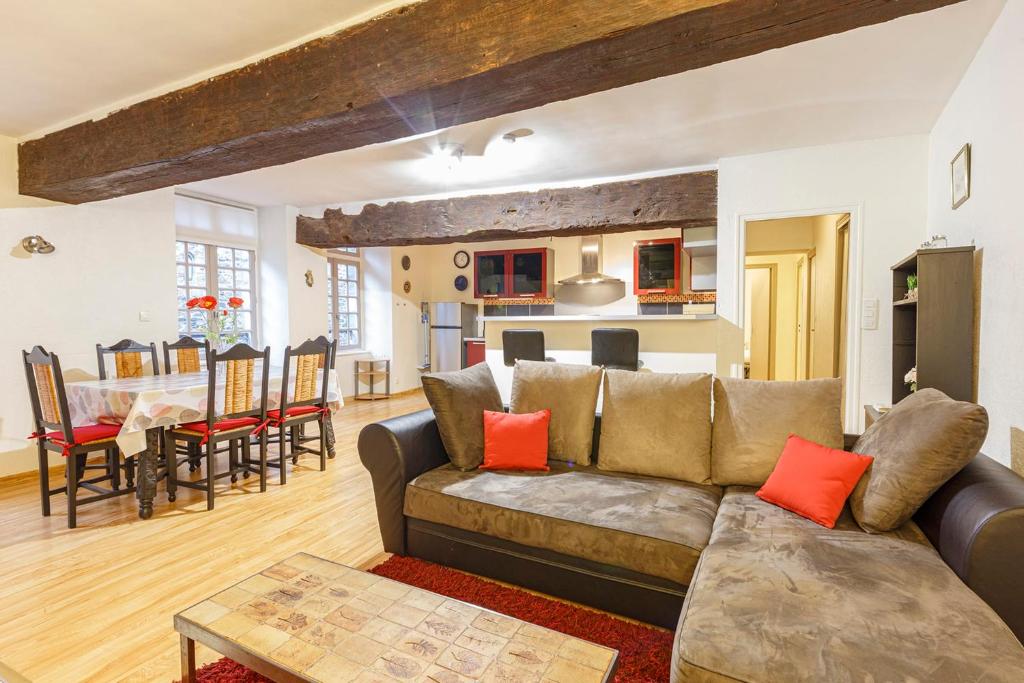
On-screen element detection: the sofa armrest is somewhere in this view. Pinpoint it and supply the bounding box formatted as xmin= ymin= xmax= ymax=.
xmin=915 ymin=454 xmax=1024 ymax=641
xmin=358 ymin=408 xmax=449 ymax=555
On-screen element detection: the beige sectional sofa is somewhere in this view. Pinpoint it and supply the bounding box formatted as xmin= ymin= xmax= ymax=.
xmin=360 ymin=373 xmax=1024 ymax=681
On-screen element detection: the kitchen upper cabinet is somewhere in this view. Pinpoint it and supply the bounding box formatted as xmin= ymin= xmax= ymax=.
xmin=510 ymin=248 xmax=552 ymax=297
xmin=634 ymin=238 xmax=682 ymax=294
xmin=474 ymin=251 xmax=508 ymax=297
xmin=474 ymin=248 xmax=553 ymax=298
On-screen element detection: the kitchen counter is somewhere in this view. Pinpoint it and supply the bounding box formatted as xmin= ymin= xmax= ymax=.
xmin=480 ymin=314 xmax=717 ymax=322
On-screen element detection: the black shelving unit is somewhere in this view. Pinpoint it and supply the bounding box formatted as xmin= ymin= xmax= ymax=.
xmin=891 ymin=246 xmax=975 ymax=403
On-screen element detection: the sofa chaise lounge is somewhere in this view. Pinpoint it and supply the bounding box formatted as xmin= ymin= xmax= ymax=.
xmin=359 ymin=399 xmax=1024 ymax=681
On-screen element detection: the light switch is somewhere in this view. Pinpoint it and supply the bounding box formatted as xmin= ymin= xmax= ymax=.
xmin=138 ymin=310 xmax=151 ymax=322
xmin=861 ymin=298 xmax=878 ymax=330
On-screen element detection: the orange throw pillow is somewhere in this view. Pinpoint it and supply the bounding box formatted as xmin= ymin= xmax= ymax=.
xmin=756 ymin=434 xmax=873 ymax=528
xmin=481 ymin=409 xmax=550 ymax=471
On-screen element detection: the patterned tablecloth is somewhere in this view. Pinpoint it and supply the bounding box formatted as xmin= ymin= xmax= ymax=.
xmin=65 ymin=366 xmax=342 ymax=455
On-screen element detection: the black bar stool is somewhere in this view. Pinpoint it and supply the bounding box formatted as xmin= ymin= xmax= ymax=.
xmin=591 ymin=328 xmax=642 ymax=371
xmin=502 ymin=329 xmax=554 ymax=366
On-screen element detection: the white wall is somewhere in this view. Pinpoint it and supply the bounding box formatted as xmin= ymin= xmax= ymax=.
xmin=926 ymin=0 xmax=1023 ymax=466
xmin=718 ymin=136 xmax=930 ymax=429
xmin=0 ymin=189 xmax=178 ymax=476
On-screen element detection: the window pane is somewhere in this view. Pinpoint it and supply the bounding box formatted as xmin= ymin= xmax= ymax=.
xmin=217 ymin=247 xmax=233 ymax=267
xmin=219 ymin=289 xmax=234 ymax=302
xmin=234 ymin=250 xmax=250 ymax=269
xmin=347 ymin=281 xmax=358 ymax=297
xmin=176 ymin=265 xmax=186 ymax=286
xmin=350 ymin=330 xmax=359 ymax=346
xmin=337 ymin=298 xmax=347 ymax=313
xmin=188 ymin=242 xmax=205 ymax=264
xmin=236 ymin=312 xmax=251 ymax=330
xmin=234 ymin=270 xmax=250 ymax=289
xmin=189 ymin=310 xmax=207 ymax=328
xmin=218 ymin=270 xmax=233 ymax=288
xmin=348 ymin=314 xmax=358 ymax=330
xmin=348 ymin=296 xmax=358 ymax=313
xmin=347 ymin=265 xmax=357 ymax=280
xmin=188 ymin=265 xmax=206 ymax=287
xmin=177 ymin=288 xmax=188 ymax=307
xmin=177 ymin=313 xmax=188 ymax=334
xmin=176 ymin=241 xmax=186 ymax=262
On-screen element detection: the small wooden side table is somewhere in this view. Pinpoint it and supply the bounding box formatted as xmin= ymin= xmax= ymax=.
xmin=354 ymin=358 xmax=391 ymax=401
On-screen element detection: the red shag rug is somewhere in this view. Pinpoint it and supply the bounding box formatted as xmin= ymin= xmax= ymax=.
xmin=187 ymin=556 xmax=673 ymax=682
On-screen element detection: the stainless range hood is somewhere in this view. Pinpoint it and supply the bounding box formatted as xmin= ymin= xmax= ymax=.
xmin=558 ymin=235 xmax=623 ymax=285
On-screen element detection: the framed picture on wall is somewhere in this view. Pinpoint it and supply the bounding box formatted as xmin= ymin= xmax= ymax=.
xmin=951 ymin=143 xmax=971 ymax=209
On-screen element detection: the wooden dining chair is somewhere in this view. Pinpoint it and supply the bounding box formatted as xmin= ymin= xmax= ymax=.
xmin=23 ymin=346 xmax=134 ymax=528
xmin=96 ymin=339 xmax=161 ymax=379
xmin=267 ymin=337 xmax=336 ymax=484
xmin=162 ymin=336 xmax=210 ymax=374
xmin=164 ymin=343 xmax=271 ymax=510
xmin=162 ymin=336 xmax=212 ymax=473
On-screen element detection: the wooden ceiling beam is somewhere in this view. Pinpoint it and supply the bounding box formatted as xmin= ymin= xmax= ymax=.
xmin=295 ymin=170 xmax=717 ymax=247
xmin=19 ymin=0 xmax=963 ymax=204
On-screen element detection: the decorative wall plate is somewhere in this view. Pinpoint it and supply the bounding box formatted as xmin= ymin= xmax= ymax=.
xmin=454 ymin=275 xmax=469 ymax=291
xmin=453 ymin=250 xmax=470 ymax=269
xmin=401 ymin=255 xmax=412 ymax=270
xmin=403 ymin=280 xmax=411 ymax=293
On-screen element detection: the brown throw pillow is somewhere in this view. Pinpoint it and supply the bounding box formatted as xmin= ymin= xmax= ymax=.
xmin=510 ymin=360 xmax=602 ymax=465
xmin=421 ymin=362 xmax=503 ymax=470
xmin=598 ymin=370 xmax=712 ymax=484
xmin=711 ymin=376 xmax=843 ymax=486
xmin=850 ymin=388 xmax=988 ymax=533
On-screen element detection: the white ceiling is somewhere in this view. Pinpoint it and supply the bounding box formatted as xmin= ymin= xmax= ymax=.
xmin=0 ymin=0 xmax=404 ymax=138
xmin=182 ymin=0 xmax=1003 ymax=209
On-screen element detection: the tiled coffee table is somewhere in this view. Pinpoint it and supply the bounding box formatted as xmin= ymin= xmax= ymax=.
xmin=174 ymin=552 xmax=619 ymax=682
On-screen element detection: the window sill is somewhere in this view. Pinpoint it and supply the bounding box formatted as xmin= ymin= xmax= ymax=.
xmin=335 ymin=348 xmax=370 ymax=357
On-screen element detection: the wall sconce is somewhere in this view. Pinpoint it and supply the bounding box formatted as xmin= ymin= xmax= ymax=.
xmin=22 ymin=235 xmax=55 ymax=254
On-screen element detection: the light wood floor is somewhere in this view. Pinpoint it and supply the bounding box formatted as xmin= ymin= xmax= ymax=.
xmin=0 ymin=391 xmax=429 ymax=683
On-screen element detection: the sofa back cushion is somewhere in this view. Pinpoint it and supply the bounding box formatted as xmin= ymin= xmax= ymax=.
xmin=850 ymin=388 xmax=988 ymax=533
xmin=711 ymin=377 xmax=843 ymax=486
xmin=598 ymin=369 xmax=712 ymax=484
xmin=510 ymin=360 xmax=602 ymax=465
xmin=421 ymin=362 xmax=504 ymax=470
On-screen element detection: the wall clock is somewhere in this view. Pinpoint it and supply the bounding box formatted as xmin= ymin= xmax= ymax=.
xmin=453 ymin=250 xmax=470 ymax=269
xmin=454 ymin=275 xmax=469 ymax=291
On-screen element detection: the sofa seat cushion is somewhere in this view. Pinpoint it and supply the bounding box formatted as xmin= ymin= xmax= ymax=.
xmin=405 ymin=462 xmax=722 ymax=583
xmin=671 ymin=489 xmax=1024 ymax=682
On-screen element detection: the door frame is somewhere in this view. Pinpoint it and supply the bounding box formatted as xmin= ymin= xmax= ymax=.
xmin=744 ymin=263 xmax=777 ymax=379
xmin=734 ymin=206 xmax=863 ymax=430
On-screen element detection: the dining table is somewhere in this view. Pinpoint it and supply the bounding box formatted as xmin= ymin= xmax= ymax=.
xmin=64 ymin=365 xmax=343 ymax=519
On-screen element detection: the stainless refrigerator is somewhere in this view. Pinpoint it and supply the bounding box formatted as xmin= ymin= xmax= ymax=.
xmin=428 ymin=302 xmax=478 ymax=373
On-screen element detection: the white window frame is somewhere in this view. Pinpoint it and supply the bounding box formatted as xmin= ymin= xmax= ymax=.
xmin=176 ymin=239 xmax=260 ymax=345
xmin=327 ymin=249 xmax=363 ymax=351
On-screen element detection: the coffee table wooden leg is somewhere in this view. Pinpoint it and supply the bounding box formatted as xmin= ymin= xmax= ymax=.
xmin=180 ymin=633 xmax=196 ymax=683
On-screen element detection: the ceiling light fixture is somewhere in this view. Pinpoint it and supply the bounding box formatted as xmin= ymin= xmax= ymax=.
xmin=501 ymin=128 xmax=535 ymax=144
xmin=21 ymin=235 xmax=55 ymax=254
xmin=434 ymin=142 xmax=465 ymax=171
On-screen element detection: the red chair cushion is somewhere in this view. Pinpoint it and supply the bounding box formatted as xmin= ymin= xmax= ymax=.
xmin=756 ymin=434 xmax=874 ymax=528
xmin=267 ymin=405 xmax=321 ymax=420
xmin=45 ymin=423 xmax=121 ymax=445
xmin=178 ymin=416 xmax=260 ymax=434
xmin=481 ymin=409 xmax=551 ymax=472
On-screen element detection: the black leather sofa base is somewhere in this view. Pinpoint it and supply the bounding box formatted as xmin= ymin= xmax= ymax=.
xmin=407 ymin=518 xmax=686 ymax=629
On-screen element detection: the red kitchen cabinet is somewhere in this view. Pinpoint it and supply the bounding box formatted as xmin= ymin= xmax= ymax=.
xmin=474 ymin=248 xmax=553 ymax=298
xmin=634 ymin=238 xmax=683 ymax=295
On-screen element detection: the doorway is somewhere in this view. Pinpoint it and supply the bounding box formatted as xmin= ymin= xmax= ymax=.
xmin=744 ymin=214 xmax=850 ymax=384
